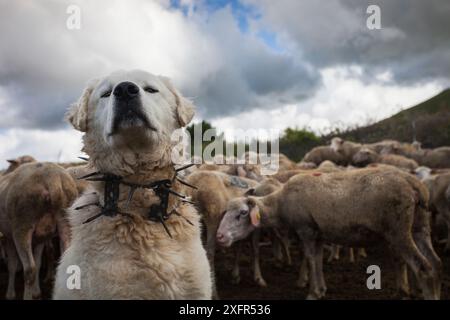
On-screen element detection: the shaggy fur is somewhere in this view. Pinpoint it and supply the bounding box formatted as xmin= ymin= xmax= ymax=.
xmin=53 ymin=70 xmax=211 ymax=299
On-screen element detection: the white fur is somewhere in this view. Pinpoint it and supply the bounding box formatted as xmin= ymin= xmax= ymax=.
xmin=54 ymin=70 xmax=211 ymax=299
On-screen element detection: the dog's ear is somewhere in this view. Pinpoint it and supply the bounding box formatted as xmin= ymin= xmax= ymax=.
xmin=159 ymin=76 xmax=195 ymax=127
xmin=65 ymin=79 xmax=98 ymax=132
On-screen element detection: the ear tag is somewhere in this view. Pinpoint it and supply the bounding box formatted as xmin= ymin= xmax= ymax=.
xmin=250 ymin=206 xmax=261 ymax=227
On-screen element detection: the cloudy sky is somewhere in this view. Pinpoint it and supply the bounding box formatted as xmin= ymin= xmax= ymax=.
xmin=0 ymin=0 xmax=449 ymax=165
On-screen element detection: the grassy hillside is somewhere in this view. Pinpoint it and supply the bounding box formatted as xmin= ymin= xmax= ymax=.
xmin=335 ymin=88 xmax=450 ymax=148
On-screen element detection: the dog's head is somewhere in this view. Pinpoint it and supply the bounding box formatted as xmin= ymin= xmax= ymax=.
xmin=66 ymin=70 xmax=195 ymax=173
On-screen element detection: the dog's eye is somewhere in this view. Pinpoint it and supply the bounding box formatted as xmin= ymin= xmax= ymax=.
xmin=144 ymin=86 xmax=159 ymax=94
xmin=101 ymin=90 xmax=112 ymax=98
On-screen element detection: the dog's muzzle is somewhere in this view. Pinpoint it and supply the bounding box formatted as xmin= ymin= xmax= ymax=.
xmin=109 ymin=81 xmax=156 ymax=135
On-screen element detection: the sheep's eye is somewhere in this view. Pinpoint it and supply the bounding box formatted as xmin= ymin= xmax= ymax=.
xmin=239 ymin=210 xmax=248 ymax=216
xmin=144 ymin=86 xmax=159 ymax=94
xmin=101 ymin=90 xmax=112 ymax=98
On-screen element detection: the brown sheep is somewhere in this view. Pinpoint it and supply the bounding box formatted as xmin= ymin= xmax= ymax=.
xmin=272 ymin=160 xmax=342 ymax=183
xmin=330 ymin=137 xmax=362 ymax=164
xmin=353 ymin=147 xmax=418 ymax=170
xmin=383 ymin=143 xmax=450 ymax=168
xmin=297 ymin=161 xmax=317 ymax=169
xmin=65 ymin=164 xmax=93 ymax=195
xmin=217 ymin=167 xmax=441 ymax=300
xmin=4 ymin=155 xmax=37 ymax=174
xmin=302 ymin=145 xmax=345 ymax=166
xmin=185 ymin=170 xmax=259 ymax=298
xmin=230 ymin=178 xmax=290 ymax=287
xmin=277 ymin=153 xmax=298 ymax=171
xmin=0 ymin=161 xmax=78 ymax=299
xmin=422 ymin=172 xmax=450 ymax=251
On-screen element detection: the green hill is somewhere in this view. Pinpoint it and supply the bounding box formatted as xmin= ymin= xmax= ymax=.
xmin=335 ymin=88 xmax=450 ymax=148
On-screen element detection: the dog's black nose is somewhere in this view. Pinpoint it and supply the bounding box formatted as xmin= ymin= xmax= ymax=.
xmin=113 ymin=81 xmax=139 ymax=100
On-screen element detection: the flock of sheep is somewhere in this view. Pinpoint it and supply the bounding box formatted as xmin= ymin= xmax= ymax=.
xmin=1 ymin=137 xmax=450 ymax=300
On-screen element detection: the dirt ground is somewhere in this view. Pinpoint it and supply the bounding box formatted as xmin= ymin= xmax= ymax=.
xmin=216 ymin=240 xmax=450 ymax=300
xmin=0 ymin=240 xmax=449 ymax=300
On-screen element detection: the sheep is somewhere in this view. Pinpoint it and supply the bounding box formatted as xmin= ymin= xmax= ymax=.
xmin=185 ymin=170 xmax=288 ymax=296
xmin=216 ymin=167 xmax=441 ymax=300
xmin=302 ymin=145 xmax=345 ymax=166
xmin=4 ymin=155 xmax=36 ymax=174
xmin=185 ymin=170 xmax=259 ymax=298
xmin=383 ymin=143 xmax=450 ymax=168
xmin=0 ymin=161 xmax=78 ymax=299
xmin=231 ymin=178 xmax=291 ymax=287
xmin=329 ymin=137 xmax=362 ymax=165
xmin=420 ymin=172 xmax=450 ymax=252
xmin=297 ymin=161 xmax=317 ymax=169
xmin=272 ymin=160 xmax=342 ymax=183
xmin=65 ymin=164 xmax=93 ymax=195
xmin=352 ymin=147 xmax=419 ymax=170
xmin=197 ymin=161 xmax=262 ymax=181
xmin=277 ymin=153 xmax=298 ymax=171
xmin=366 ymin=139 xmax=402 ymax=154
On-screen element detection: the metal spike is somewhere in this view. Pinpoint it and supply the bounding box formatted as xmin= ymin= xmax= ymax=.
xmin=180 ymin=198 xmax=196 ymax=205
xmin=175 ymin=163 xmax=195 ymax=172
xmin=78 ymin=171 xmax=101 ymax=180
xmin=176 ymin=177 xmax=198 ymax=189
xmin=85 ymin=176 xmax=110 ymax=182
xmin=118 ymin=211 xmax=133 ymax=219
xmin=172 ymin=210 xmax=194 ymax=226
xmin=159 ymin=217 xmax=172 ymax=238
xmin=167 ymin=189 xmax=186 ymax=198
xmin=74 ymin=202 xmax=100 ymax=210
xmin=83 ymin=212 xmax=103 ymax=224
xmin=124 ymin=186 xmax=137 ymax=210
xmin=78 ymin=156 xmax=89 ymax=161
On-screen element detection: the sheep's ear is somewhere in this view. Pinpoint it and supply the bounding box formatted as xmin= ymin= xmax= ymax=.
xmin=7 ymin=159 xmax=17 ymax=165
xmin=244 ymin=188 xmax=255 ymax=196
xmin=249 ymin=205 xmax=260 ymax=227
xmin=65 ymin=79 xmax=98 ymax=132
xmin=237 ymin=166 xmax=247 ymax=177
xmin=246 ymin=198 xmax=260 ymax=227
xmin=159 ymin=76 xmax=195 ymax=127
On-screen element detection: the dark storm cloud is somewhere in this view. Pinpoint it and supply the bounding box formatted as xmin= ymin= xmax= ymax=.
xmin=0 ymin=0 xmax=319 ymax=128
xmin=0 ymin=0 xmax=448 ymax=130
xmin=251 ymin=0 xmax=450 ymax=84
xmin=188 ymin=8 xmax=320 ymax=117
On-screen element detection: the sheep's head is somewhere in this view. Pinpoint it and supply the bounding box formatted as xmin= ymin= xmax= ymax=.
xmin=380 ymin=143 xmax=403 ymax=155
xmin=216 ymin=196 xmax=261 ymax=247
xmin=4 ymin=155 xmax=37 ymax=174
xmin=414 ymin=166 xmax=433 ymax=181
xmin=330 ymin=137 xmax=344 ymax=153
xmin=352 ymin=147 xmax=377 ymax=167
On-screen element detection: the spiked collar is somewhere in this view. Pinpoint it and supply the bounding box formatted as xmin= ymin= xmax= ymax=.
xmin=75 ymin=162 xmax=197 ymax=238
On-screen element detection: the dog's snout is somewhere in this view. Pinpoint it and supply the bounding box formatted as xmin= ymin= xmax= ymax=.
xmin=113 ymin=81 xmax=139 ymax=100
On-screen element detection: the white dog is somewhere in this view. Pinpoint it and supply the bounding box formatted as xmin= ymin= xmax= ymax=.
xmin=53 ymin=70 xmax=212 ymax=299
